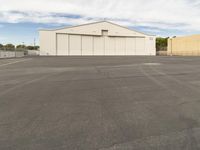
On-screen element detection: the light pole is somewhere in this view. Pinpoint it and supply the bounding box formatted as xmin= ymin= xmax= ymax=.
xmin=22 ymin=42 xmax=25 ymax=56
xmin=170 ymin=39 xmax=173 ymax=56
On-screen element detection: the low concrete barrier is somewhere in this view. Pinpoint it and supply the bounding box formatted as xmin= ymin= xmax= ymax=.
xmin=27 ymin=50 xmax=39 ymax=56
xmin=156 ymin=51 xmax=167 ymax=56
xmin=15 ymin=51 xmax=25 ymax=57
xmin=0 ymin=51 xmax=25 ymax=58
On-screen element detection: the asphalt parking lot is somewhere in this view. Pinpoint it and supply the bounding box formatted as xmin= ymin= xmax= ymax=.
xmin=1 ymin=56 xmax=200 ymax=150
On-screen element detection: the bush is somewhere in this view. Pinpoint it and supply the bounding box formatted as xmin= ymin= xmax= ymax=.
xmin=0 ymin=44 xmax=3 ymax=50
xmin=156 ymin=37 xmax=169 ymax=51
xmin=4 ymin=44 xmax=15 ymax=51
xmin=0 ymin=43 xmax=39 ymax=51
xmin=27 ymin=46 xmax=39 ymax=50
xmin=16 ymin=45 xmax=26 ymax=49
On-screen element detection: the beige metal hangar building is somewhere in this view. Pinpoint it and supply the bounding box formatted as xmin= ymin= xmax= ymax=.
xmin=39 ymin=21 xmax=156 ymax=56
xmin=168 ymin=35 xmax=200 ymax=56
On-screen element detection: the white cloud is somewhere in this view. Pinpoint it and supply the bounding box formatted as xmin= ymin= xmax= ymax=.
xmin=0 ymin=36 xmax=6 ymax=41
xmin=0 ymin=0 xmax=200 ymax=34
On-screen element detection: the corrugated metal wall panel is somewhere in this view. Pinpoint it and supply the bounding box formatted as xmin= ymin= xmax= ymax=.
xmin=40 ymin=31 xmax=56 ymax=55
xmin=55 ymin=34 xmax=150 ymax=56
xmin=145 ymin=37 xmax=155 ymax=55
xmin=135 ymin=38 xmax=145 ymax=55
xmin=93 ymin=36 xmax=104 ymax=55
xmin=105 ymin=37 xmax=115 ymax=55
xmin=126 ymin=38 xmax=136 ymax=55
xmin=57 ymin=34 xmax=69 ymax=55
xmin=69 ymin=35 xmax=81 ymax=55
xmin=116 ymin=38 xmax=126 ymax=55
xmin=82 ymin=36 xmax=93 ymax=55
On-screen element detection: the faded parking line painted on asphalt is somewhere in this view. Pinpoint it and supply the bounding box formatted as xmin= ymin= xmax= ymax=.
xmin=0 ymin=58 xmax=32 ymax=67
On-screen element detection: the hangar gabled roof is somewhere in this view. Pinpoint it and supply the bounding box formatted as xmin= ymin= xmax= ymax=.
xmin=39 ymin=21 xmax=155 ymax=37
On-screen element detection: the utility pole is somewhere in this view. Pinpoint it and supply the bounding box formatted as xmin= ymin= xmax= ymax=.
xmin=34 ymin=38 xmax=36 ymax=50
xmin=22 ymin=42 xmax=25 ymax=56
xmin=34 ymin=38 xmax=36 ymax=47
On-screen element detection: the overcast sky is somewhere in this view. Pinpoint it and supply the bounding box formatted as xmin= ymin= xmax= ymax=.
xmin=0 ymin=0 xmax=200 ymax=45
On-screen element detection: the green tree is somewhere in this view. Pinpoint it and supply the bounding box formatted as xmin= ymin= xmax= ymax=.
xmin=26 ymin=46 xmax=34 ymax=50
xmin=27 ymin=45 xmax=39 ymax=50
xmin=4 ymin=44 xmax=15 ymax=51
xmin=156 ymin=37 xmax=169 ymax=51
xmin=34 ymin=46 xmax=39 ymax=50
xmin=16 ymin=45 xmax=26 ymax=49
xmin=0 ymin=44 xmax=3 ymax=50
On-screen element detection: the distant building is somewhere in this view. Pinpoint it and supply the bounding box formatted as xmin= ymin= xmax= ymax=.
xmin=168 ymin=35 xmax=200 ymax=56
xmin=39 ymin=21 xmax=156 ymax=56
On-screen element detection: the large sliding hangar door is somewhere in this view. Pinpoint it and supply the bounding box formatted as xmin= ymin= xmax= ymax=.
xmin=40 ymin=21 xmax=156 ymax=56
xmin=56 ymin=33 xmax=145 ymax=56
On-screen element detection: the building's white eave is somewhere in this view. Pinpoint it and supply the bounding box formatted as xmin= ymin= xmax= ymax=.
xmin=39 ymin=20 xmax=155 ymax=36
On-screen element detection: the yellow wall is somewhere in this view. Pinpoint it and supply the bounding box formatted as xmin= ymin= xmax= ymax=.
xmin=168 ymin=35 xmax=200 ymax=56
